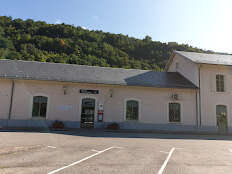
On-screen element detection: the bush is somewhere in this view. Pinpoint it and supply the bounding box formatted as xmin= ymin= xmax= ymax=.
xmin=52 ymin=120 xmax=65 ymax=129
xmin=107 ymin=122 xmax=119 ymax=130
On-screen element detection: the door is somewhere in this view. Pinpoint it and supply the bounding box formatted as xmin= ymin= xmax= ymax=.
xmin=81 ymin=98 xmax=95 ymax=128
xmin=216 ymin=105 xmax=228 ymax=133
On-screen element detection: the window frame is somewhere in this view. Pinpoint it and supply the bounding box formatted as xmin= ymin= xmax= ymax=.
xmin=167 ymin=102 xmax=182 ymax=124
xmin=79 ymin=95 xmax=97 ymax=122
xmin=31 ymin=94 xmax=49 ymax=120
xmin=216 ymin=74 xmax=225 ymax=92
xmin=215 ymin=104 xmax=229 ymax=128
xmin=124 ymin=98 xmax=141 ymax=121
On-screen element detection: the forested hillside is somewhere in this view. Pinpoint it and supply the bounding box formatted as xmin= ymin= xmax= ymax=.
xmin=0 ymin=16 xmax=213 ymax=71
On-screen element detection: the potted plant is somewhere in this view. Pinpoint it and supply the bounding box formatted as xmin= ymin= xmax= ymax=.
xmin=52 ymin=120 xmax=65 ymax=129
xmin=107 ymin=122 xmax=119 ymax=130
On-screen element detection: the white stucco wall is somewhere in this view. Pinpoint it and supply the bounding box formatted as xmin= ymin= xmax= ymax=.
xmin=0 ymin=79 xmax=197 ymax=127
xmin=167 ymin=54 xmax=232 ymax=131
xmin=199 ymin=64 xmax=232 ymax=129
xmin=0 ymin=79 xmax=12 ymax=119
xmin=168 ymin=53 xmax=199 ymax=86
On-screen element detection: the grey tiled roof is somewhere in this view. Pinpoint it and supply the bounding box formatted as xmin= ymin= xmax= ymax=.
xmin=0 ymin=59 xmax=197 ymax=89
xmin=175 ymin=51 xmax=232 ymax=65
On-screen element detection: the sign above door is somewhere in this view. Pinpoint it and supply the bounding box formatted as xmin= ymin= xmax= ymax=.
xmin=80 ymin=89 xmax=99 ymax=94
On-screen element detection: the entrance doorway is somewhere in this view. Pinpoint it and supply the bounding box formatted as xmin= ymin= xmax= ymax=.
xmin=81 ymin=98 xmax=95 ymax=128
xmin=216 ymin=105 xmax=228 ymax=133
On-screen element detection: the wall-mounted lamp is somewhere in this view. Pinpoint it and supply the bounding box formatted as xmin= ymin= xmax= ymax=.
xmin=109 ymin=89 xmax=113 ymax=98
xmin=63 ymin=86 xmax=68 ymax=95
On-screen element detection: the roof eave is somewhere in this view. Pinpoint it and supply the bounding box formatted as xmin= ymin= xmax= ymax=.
xmin=0 ymin=76 xmax=198 ymax=90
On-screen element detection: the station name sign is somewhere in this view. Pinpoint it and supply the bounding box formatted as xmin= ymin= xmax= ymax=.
xmin=79 ymin=89 xmax=99 ymax=94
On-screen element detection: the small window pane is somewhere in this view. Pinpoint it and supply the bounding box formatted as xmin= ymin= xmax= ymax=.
xmin=32 ymin=102 xmax=40 ymax=117
xmin=169 ymin=103 xmax=181 ymax=122
xmin=40 ymin=103 xmax=47 ymax=118
xmin=40 ymin=96 xmax=48 ymax=103
xmin=126 ymin=100 xmax=139 ymax=120
xmin=32 ymin=96 xmax=48 ymax=118
xmin=82 ymin=99 xmax=95 ymax=108
xmin=216 ymin=75 xmax=225 ymax=92
xmin=216 ymin=105 xmax=227 ymax=117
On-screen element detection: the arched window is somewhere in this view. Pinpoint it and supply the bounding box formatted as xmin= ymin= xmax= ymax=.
xmin=126 ymin=100 xmax=139 ymax=120
xmin=32 ymin=96 xmax=48 ymax=118
xmin=169 ymin=102 xmax=181 ymax=123
xmin=216 ymin=105 xmax=228 ymax=132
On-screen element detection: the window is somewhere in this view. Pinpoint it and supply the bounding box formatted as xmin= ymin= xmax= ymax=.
xmin=216 ymin=74 xmax=225 ymax=92
xmin=216 ymin=105 xmax=227 ymax=119
xmin=169 ymin=103 xmax=181 ymax=123
xmin=32 ymin=96 xmax=48 ymax=118
xmin=126 ymin=100 xmax=139 ymax=120
xmin=216 ymin=105 xmax=228 ymax=132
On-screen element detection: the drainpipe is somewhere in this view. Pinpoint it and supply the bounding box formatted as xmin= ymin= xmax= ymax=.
xmin=198 ymin=66 xmax=202 ymax=128
xmin=195 ymin=91 xmax=198 ymax=128
xmin=8 ymin=80 xmax=15 ymax=121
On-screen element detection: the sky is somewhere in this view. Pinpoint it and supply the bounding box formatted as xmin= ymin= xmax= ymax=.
xmin=1 ymin=0 xmax=232 ymax=53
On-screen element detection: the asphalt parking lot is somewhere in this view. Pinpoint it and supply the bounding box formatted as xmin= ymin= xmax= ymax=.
xmin=0 ymin=130 xmax=232 ymax=174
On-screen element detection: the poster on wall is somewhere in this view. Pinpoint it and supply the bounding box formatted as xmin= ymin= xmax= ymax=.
xmin=56 ymin=105 xmax=72 ymax=111
xmin=98 ymin=103 xmax=104 ymax=122
xmin=98 ymin=103 xmax=104 ymax=110
xmin=98 ymin=114 xmax=103 ymax=122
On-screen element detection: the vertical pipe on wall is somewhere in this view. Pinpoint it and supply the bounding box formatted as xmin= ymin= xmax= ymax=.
xmin=195 ymin=91 xmax=198 ymax=128
xmin=198 ymin=66 xmax=202 ymax=128
xmin=8 ymin=80 xmax=15 ymax=120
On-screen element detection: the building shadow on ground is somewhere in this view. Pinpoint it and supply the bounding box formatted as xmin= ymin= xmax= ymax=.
xmin=1 ymin=128 xmax=232 ymax=141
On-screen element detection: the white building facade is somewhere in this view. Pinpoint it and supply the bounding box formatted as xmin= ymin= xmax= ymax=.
xmin=0 ymin=51 xmax=231 ymax=133
xmin=166 ymin=51 xmax=232 ymax=133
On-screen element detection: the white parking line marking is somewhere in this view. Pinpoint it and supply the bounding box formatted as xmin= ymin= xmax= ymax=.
xmin=112 ymin=146 xmax=124 ymax=149
xmin=47 ymin=146 xmax=119 ymax=174
xmin=160 ymin=151 xmax=169 ymax=154
xmin=176 ymin=147 xmax=184 ymax=150
xmin=157 ymin=147 xmax=176 ymax=174
xmin=91 ymin=149 xmax=100 ymax=152
xmin=47 ymin=146 xmax=57 ymax=149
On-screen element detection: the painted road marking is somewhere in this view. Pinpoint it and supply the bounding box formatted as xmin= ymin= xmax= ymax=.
xmin=157 ymin=147 xmax=176 ymax=174
xmin=91 ymin=149 xmax=100 ymax=152
xmin=176 ymin=147 xmax=184 ymax=150
xmin=228 ymin=148 xmax=232 ymax=153
xmin=160 ymin=151 xmax=169 ymax=154
xmin=47 ymin=146 xmax=121 ymax=174
xmin=112 ymin=146 xmax=124 ymax=149
xmin=47 ymin=146 xmax=57 ymax=149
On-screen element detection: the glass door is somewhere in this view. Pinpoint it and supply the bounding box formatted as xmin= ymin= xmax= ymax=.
xmin=81 ymin=98 xmax=95 ymax=128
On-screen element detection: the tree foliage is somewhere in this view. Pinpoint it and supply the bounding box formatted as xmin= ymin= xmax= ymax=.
xmin=0 ymin=16 xmax=213 ymax=71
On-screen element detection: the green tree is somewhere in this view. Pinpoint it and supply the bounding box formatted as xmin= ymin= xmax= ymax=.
xmin=0 ymin=15 xmax=210 ymax=71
